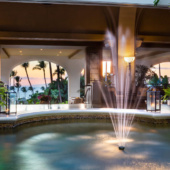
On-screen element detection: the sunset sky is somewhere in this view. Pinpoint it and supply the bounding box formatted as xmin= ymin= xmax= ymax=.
xmin=152 ymin=62 xmax=170 ymax=78
xmin=11 ymin=61 xmax=67 ymax=87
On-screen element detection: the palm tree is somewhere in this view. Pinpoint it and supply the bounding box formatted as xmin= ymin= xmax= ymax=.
xmin=10 ymin=70 xmax=17 ymax=86
xmin=53 ymin=66 xmax=65 ymax=80
xmin=14 ymin=76 xmax=22 ymax=99
xmin=28 ymin=86 xmax=34 ymax=92
xmin=21 ymin=62 xmax=34 ymax=94
xmin=41 ymin=86 xmax=45 ymax=91
xmin=49 ymin=62 xmax=53 ymax=83
xmin=10 ymin=86 xmax=15 ymax=92
xmin=53 ymin=65 xmax=65 ymax=103
xmin=33 ymin=61 xmax=47 ymax=88
xmin=21 ymin=87 xmax=27 ymax=99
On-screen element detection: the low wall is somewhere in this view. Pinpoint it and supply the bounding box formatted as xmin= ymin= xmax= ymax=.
xmin=1 ymin=108 xmax=170 ymax=128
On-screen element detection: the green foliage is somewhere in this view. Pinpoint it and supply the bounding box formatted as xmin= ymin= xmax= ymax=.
xmin=29 ymin=91 xmax=40 ymax=103
xmin=10 ymin=86 xmax=15 ymax=92
xmin=80 ymin=76 xmax=85 ymax=97
xmin=21 ymin=87 xmax=27 ymax=93
xmin=162 ymin=87 xmax=170 ymax=101
xmin=135 ymin=65 xmax=155 ymax=87
xmin=10 ymin=70 xmax=17 ymax=77
xmin=21 ymin=62 xmax=29 ymax=68
xmin=0 ymin=83 xmax=8 ymax=107
xmin=28 ymin=86 xmax=34 ymax=92
xmin=51 ymin=89 xmax=59 ymax=99
xmin=33 ymin=61 xmax=47 ymax=70
xmin=161 ymin=75 xmax=169 ymax=87
xmin=154 ymin=0 xmax=159 ymax=6
xmin=41 ymin=86 xmax=45 ymax=91
xmin=53 ymin=66 xmax=65 ymax=80
xmin=148 ymin=74 xmax=161 ymax=87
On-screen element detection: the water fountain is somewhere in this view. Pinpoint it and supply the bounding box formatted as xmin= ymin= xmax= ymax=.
xmin=99 ymin=30 xmax=136 ymax=150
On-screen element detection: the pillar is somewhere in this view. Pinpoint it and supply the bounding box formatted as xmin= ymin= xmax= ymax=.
xmin=118 ymin=7 xmax=136 ymax=82
xmin=85 ymin=46 xmax=103 ymax=105
xmin=117 ymin=7 xmax=137 ymax=108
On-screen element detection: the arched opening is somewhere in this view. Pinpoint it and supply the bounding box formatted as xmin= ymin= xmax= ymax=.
xmin=152 ymin=62 xmax=170 ymax=82
xmin=9 ymin=60 xmax=68 ymax=104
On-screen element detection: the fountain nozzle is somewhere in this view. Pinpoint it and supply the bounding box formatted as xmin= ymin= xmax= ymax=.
xmin=119 ymin=146 xmax=125 ymax=150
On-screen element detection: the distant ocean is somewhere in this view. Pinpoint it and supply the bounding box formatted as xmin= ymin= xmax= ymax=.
xmin=13 ymin=84 xmax=45 ymax=99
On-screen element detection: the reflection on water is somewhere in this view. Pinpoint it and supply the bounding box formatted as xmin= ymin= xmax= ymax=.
xmin=0 ymin=120 xmax=170 ymax=170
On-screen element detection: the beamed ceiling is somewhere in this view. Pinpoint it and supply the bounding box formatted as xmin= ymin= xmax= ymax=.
xmin=0 ymin=2 xmax=169 ymax=62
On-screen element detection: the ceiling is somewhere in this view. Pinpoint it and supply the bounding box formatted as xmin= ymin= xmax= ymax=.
xmin=1 ymin=45 xmax=86 ymax=59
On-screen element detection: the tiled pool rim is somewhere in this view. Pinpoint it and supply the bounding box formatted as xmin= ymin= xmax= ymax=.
xmin=1 ymin=108 xmax=170 ymax=128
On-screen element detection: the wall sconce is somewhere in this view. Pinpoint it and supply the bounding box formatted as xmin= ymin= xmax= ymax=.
xmin=124 ymin=57 xmax=135 ymax=63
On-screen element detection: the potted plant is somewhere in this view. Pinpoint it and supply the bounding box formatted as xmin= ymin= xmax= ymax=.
xmin=0 ymin=81 xmax=8 ymax=108
xmin=162 ymin=87 xmax=170 ymax=105
xmin=38 ymin=95 xmax=51 ymax=104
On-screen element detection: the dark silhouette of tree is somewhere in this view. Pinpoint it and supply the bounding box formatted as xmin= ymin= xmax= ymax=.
xmin=10 ymin=70 xmax=17 ymax=86
xmin=21 ymin=62 xmax=34 ymax=94
xmin=21 ymin=87 xmax=27 ymax=98
xmin=33 ymin=61 xmax=47 ymax=88
xmin=53 ymin=65 xmax=65 ymax=103
xmin=14 ymin=76 xmax=22 ymax=99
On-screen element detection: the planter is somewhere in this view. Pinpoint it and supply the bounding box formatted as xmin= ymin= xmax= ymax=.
xmin=40 ymin=101 xmax=49 ymax=104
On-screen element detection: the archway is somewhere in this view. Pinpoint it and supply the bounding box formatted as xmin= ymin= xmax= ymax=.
xmin=10 ymin=60 xmax=68 ymax=104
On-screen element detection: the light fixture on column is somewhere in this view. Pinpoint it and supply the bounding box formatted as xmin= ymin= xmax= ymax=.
xmin=124 ymin=57 xmax=135 ymax=63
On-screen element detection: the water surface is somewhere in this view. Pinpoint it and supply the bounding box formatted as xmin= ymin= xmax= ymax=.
xmin=0 ymin=119 xmax=170 ymax=170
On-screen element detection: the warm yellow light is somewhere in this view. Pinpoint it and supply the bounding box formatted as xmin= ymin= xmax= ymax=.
xmin=81 ymin=69 xmax=84 ymax=76
xmin=102 ymin=61 xmax=111 ymax=77
xmin=107 ymin=61 xmax=111 ymax=74
xmin=124 ymin=57 xmax=135 ymax=63
xmin=102 ymin=61 xmax=106 ymax=76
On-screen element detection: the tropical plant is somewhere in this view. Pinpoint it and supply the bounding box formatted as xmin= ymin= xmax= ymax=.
xmin=162 ymin=87 xmax=170 ymax=101
xmin=14 ymin=76 xmax=22 ymax=99
xmin=154 ymin=0 xmax=159 ymax=6
xmin=10 ymin=86 xmax=15 ymax=92
xmin=53 ymin=65 xmax=65 ymax=80
xmin=33 ymin=61 xmax=47 ymax=88
xmin=41 ymin=86 xmax=45 ymax=91
xmin=51 ymin=89 xmax=59 ymax=100
xmin=53 ymin=65 xmax=66 ymax=103
xmin=161 ymin=75 xmax=169 ymax=88
xmin=10 ymin=70 xmax=17 ymax=86
xmin=29 ymin=91 xmax=39 ymax=104
xmin=38 ymin=95 xmax=51 ymax=102
xmin=21 ymin=87 xmax=27 ymax=98
xmin=49 ymin=77 xmax=68 ymax=103
xmin=21 ymin=62 xmax=34 ymax=94
xmin=80 ymin=75 xmax=85 ymax=97
xmin=0 ymin=82 xmax=8 ymax=107
xmin=28 ymin=86 xmax=34 ymax=93
xmin=148 ymin=74 xmax=161 ymax=87
xmin=135 ymin=65 xmax=156 ymax=87
xmin=49 ymin=62 xmax=53 ymax=83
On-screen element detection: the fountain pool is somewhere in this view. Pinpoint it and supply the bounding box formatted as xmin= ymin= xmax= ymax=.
xmin=0 ymin=119 xmax=170 ymax=170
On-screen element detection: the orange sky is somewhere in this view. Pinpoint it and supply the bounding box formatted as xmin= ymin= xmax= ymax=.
xmin=152 ymin=62 xmax=170 ymax=77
